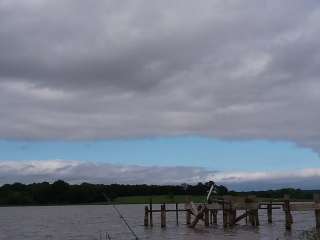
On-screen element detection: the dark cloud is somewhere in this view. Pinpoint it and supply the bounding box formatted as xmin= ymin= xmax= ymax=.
xmin=0 ymin=0 xmax=320 ymax=153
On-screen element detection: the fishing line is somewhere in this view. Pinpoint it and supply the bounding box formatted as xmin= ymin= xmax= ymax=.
xmin=103 ymin=193 xmax=139 ymax=240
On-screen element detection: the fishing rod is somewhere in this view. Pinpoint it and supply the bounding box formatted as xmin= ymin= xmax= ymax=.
xmin=103 ymin=193 xmax=139 ymax=240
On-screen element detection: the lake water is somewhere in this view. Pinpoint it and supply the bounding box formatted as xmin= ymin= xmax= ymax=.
xmin=0 ymin=204 xmax=316 ymax=240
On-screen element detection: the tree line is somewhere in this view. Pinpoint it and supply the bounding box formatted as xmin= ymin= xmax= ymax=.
xmin=0 ymin=180 xmax=316 ymax=205
xmin=0 ymin=180 xmax=227 ymax=205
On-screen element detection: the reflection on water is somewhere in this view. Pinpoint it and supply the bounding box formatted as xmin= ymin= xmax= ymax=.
xmin=0 ymin=204 xmax=316 ymax=239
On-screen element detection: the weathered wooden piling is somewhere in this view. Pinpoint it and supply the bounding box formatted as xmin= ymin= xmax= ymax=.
xmin=247 ymin=210 xmax=259 ymax=226
xmin=149 ymin=199 xmax=153 ymax=227
xmin=209 ymin=210 xmax=213 ymax=224
xmin=245 ymin=209 xmax=248 ymax=224
xmin=283 ymin=194 xmax=293 ymax=230
xmin=161 ymin=204 xmax=166 ymax=228
xmin=204 ymin=206 xmax=209 ymax=227
xmin=175 ymin=203 xmax=179 ymax=225
xmin=246 ymin=196 xmax=259 ymax=226
xmin=230 ymin=209 xmax=236 ymax=226
xmin=185 ymin=196 xmax=191 ymax=225
xmin=254 ymin=209 xmax=260 ymax=226
xmin=210 ymin=209 xmax=218 ymax=224
xmin=213 ymin=209 xmax=218 ymax=224
xmin=267 ymin=200 xmax=272 ymax=223
xmin=186 ymin=209 xmax=191 ymax=225
xmin=222 ymin=201 xmax=229 ymax=227
xmin=248 ymin=210 xmax=254 ymax=226
xmin=314 ymin=193 xmax=320 ymax=230
xmin=222 ymin=196 xmax=233 ymax=227
xmin=144 ymin=206 xmax=149 ymax=226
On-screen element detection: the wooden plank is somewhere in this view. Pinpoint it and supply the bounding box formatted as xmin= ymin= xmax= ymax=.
xmin=234 ymin=212 xmax=247 ymax=223
xmin=186 ymin=200 xmax=320 ymax=211
xmin=189 ymin=205 xmax=206 ymax=228
xmin=148 ymin=209 xmax=187 ymax=213
xmin=260 ymin=202 xmax=284 ymax=206
xmin=290 ymin=203 xmax=315 ymax=211
xmin=206 ymin=203 xmax=223 ymax=210
xmin=186 ymin=202 xmax=223 ymax=210
xmin=234 ymin=202 xmax=259 ymax=210
xmin=187 ymin=202 xmax=258 ymax=210
xmin=260 ymin=207 xmax=281 ymax=210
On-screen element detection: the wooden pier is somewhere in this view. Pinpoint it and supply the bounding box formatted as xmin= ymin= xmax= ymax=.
xmin=143 ymin=193 xmax=320 ymax=230
xmin=144 ymin=201 xmax=187 ymax=228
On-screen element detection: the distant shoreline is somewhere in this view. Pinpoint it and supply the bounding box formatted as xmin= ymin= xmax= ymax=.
xmin=0 ymin=195 xmax=314 ymax=207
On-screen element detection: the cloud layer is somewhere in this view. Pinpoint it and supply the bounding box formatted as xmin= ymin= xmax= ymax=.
xmin=2 ymin=160 xmax=320 ymax=190
xmin=0 ymin=1 xmax=320 ymax=153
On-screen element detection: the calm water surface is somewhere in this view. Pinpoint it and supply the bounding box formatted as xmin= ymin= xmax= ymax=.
xmin=0 ymin=204 xmax=316 ymax=240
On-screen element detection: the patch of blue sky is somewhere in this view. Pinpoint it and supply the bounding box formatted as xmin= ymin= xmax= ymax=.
xmin=0 ymin=137 xmax=319 ymax=172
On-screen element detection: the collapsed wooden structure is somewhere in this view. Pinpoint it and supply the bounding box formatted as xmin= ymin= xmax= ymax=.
xmin=144 ymin=193 xmax=320 ymax=230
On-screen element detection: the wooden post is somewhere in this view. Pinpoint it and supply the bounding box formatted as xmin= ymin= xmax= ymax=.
xmin=161 ymin=204 xmax=166 ymax=228
xmin=212 ymin=209 xmax=218 ymax=224
xmin=314 ymin=193 xmax=320 ymax=230
xmin=284 ymin=194 xmax=293 ymax=230
xmin=254 ymin=209 xmax=260 ymax=226
xmin=245 ymin=209 xmax=248 ymax=224
xmin=210 ymin=210 xmax=217 ymax=225
xmin=246 ymin=196 xmax=253 ymax=226
xmin=229 ymin=209 xmax=234 ymax=226
xmin=247 ymin=210 xmax=259 ymax=226
xmin=185 ymin=196 xmax=191 ymax=225
xmin=204 ymin=206 xmax=209 ymax=227
xmin=149 ymin=199 xmax=153 ymax=227
xmin=223 ymin=200 xmax=232 ymax=227
xmin=248 ymin=210 xmax=254 ymax=226
xmin=175 ymin=203 xmax=179 ymax=225
xmin=267 ymin=200 xmax=272 ymax=223
xmin=186 ymin=209 xmax=191 ymax=225
xmin=229 ymin=209 xmax=236 ymax=226
xmin=223 ymin=201 xmax=228 ymax=227
xmin=144 ymin=206 xmax=149 ymax=226
xmin=246 ymin=195 xmax=258 ymax=226
xmin=223 ymin=196 xmax=234 ymax=227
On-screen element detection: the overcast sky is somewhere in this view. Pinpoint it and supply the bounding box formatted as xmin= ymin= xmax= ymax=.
xmin=1 ymin=0 xmax=320 ymax=189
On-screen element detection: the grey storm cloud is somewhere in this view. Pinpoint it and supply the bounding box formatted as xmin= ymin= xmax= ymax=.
xmin=0 ymin=0 xmax=320 ymax=152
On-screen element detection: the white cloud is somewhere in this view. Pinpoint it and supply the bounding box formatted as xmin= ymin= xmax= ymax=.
xmin=1 ymin=160 xmax=320 ymax=190
xmin=213 ymin=169 xmax=320 ymax=183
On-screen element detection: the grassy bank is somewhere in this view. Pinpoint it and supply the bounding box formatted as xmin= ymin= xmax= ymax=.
xmin=113 ymin=195 xmax=206 ymax=204
xmin=113 ymin=195 xmax=313 ymax=204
